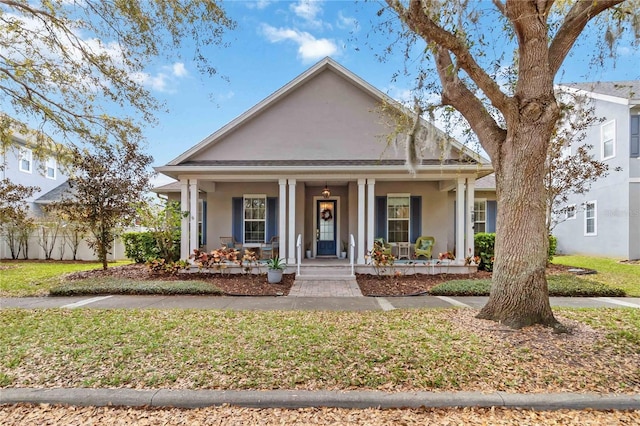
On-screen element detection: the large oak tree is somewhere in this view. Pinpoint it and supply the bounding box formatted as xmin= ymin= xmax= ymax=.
xmin=384 ymin=0 xmax=638 ymax=328
xmin=0 ymin=0 xmax=234 ymax=156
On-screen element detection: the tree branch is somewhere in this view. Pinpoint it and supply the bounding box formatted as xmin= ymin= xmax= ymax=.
xmin=549 ymin=0 xmax=624 ymax=76
xmin=434 ymin=49 xmax=506 ymax=162
xmin=387 ymin=0 xmax=512 ymax=115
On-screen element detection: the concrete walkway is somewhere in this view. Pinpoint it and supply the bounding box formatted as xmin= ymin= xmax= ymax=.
xmin=1 ymin=388 xmax=638 ymax=411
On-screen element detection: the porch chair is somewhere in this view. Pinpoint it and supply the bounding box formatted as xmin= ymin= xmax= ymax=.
xmin=414 ymin=236 xmax=435 ymax=259
xmin=220 ymin=236 xmax=242 ymax=251
xmin=260 ymin=236 xmax=279 ymax=259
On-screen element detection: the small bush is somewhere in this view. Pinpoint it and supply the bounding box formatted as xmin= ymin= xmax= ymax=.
xmin=548 ymin=235 xmax=557 ymax=261
xmin=429 ymin=275 xmax=626 ymax=297
xmin=122 ymin=232 xmax=160 ymax=263
xmin=474 ymin=233 xmax=559 ymax=270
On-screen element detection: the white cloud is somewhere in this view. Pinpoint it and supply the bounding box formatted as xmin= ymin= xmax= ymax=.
xmin=290 ymin=0 xmax=323 ymax=26
xmin=245 ymin=0 xmax=271 ymax=10
xmin=261 ymin=24 xmax=338 ymax=63
xmin=336 ymin=11 xmax=358 ymax=31
xmin=172 ymin=62 xmax=188 ymax=77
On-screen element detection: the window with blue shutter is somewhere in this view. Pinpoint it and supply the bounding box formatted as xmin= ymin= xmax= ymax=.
xmin=410 ymin=196 xmax=422 ymax=243
xmin=375 ymin=196 xmax=387 ymax=239
xmin=232 ymin=197 xmax=243 ymax=243
xmin=266 ymin=197 xmax=278 ymax=241
xmin=486 ymin=200 xmax=497 ymax=233
xmin=631 ymin=115 xmax=639 ymax=158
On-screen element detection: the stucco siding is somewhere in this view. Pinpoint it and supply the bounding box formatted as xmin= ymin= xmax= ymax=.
xmin=629 ymin=182 xmax=640 ymax=259
xmin=192 ymin=69 xmax=446 ymax=163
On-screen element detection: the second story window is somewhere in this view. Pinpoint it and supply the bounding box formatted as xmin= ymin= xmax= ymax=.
xmin=46 ymin=158 xmax=56 ymax=180
xmin=19 ymin=148 xmax=32 ymax=173
xmin=601 ymin=120 xmax=616 ymax=160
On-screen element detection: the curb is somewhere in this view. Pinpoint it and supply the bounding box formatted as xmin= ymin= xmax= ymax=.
xmin=2 ymin=389 xmax=639 ymax=411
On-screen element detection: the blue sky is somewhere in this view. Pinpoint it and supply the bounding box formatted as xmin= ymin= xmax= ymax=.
xmin=91 ymin=1 xmax=640 ymax=184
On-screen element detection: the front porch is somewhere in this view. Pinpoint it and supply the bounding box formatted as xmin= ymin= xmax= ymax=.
xmin=171 ymin=173 xmax=481 ymax=271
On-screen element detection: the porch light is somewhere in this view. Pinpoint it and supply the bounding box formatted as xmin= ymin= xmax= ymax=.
xmin=321 ymin=183 xmax=331 ymax=199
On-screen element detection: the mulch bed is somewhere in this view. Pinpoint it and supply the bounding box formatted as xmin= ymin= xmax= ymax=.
xmin=64 ymin=263 xmax=578 ymax=297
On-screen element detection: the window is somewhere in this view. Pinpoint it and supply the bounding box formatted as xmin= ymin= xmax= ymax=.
xmin=473 ymin=200 xmax=486 ymax=234
xmin=46 ymin=157 xmax=56 ymax=179
xmin=19 ymin=148 xmax=32 ymax=173
xmin=387 ymin=194 xmax=410 ymax=243
xmin=601 ymin=120 xmax=616 ymax=160
xmin=584 ymin=201 xmax=597 ymax=236
xmin=243 ymin=195 xmax=266 ymax=243
xmin=565 ymin=204 xmax=576 ymax=220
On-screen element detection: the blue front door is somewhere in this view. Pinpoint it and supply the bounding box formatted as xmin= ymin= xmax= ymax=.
xmin=317 ymin=200 xmax=336 ymax=256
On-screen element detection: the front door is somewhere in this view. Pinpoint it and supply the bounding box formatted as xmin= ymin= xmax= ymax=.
xmin=316 ymin=200 xmax=336 ymax=256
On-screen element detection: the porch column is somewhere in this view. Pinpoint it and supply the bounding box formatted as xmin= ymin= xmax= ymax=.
xmin=366 ymin=178 xmax=375 ymax=258
xmin=180 ymin=179 xmax=189 ymax=260
xmin=456 ymin=177 xmax=465 ymax=263
xmin=287 ymin=179 xmax=296 ymax=265
xmin=278 ymin=179 xmax=287 ymax=262
xmin=465 ymin=177 xmax=475 ymax=262
xmin=357 ymin=178 xmax=366 ymax=264
xmin=189 ymin=179 xmax=199 ymax=255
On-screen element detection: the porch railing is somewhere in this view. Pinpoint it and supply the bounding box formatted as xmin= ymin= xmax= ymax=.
xmin=349 ymin=234 xmax=355 ymax=276
xmin=296 ymin=234 xmax=302 ymax=276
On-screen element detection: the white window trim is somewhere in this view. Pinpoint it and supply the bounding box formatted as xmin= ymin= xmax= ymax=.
xmin=387 ymin=193 xmax=410 ymax=243
xmin=566 ymin=204 xmax=576 ymax=221
xmin=243 ymin=194 xmax=267 ymax=244
xmin=584 ymin=200 xmax=597 ymax=236
xmin=19 ymin=148 xmax=32 ymax=173
xmin=601 ymin=120 xmax=616 ymax=160
xmin=45 ymin=157 xmax=57 ymax=180
xmin=473 ymin=199 xmax=487 ymax=234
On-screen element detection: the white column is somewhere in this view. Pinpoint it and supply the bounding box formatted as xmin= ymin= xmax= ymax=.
xmin=189 ymin=179 xmax=199 ymax=255
xmin=466 ymin=177 xmax=475 ymax=262
xmin=287 ymin=179 xmax=296 ymax=265
xmin=366 ymin=178 xmax=375 ymax=260
xmin=278 ymin=179 xmax=287 ymax=261
xmin=456 ymin=177 xmax=465 ymax=263
xmin=180 ymin=179 xmax=189 ymax=259
xmin=357 ymin=178 xmax=366 ymax=264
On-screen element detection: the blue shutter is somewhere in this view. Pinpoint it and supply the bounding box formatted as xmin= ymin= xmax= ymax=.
xmin=375 ymin=196 xmax=387 ymax=239
xmin=487 ymin=200 xmax=497 ymax=233
xmin=266 ymin=197 xmax=278 ymax=242
xmin=232 ymin=197 xmax=243 ymax=243
xmin=410 ymin=196 xmax=422 ymax=243
xmin=201 ymin=201 xmax=207 ymax=245
xmin=631 ymin=115 xmax=639 ymax=158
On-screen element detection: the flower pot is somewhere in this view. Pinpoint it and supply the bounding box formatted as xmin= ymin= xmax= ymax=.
xmin=340 ymin=251 xmax=347 ymax=259
xmin=306 ymin=250 xmax=312 ymax=259
xmin=267 ymin=269 xmax=283 ymax=284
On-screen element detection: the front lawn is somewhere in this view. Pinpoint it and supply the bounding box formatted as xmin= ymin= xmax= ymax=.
xmin=552 ymin=255 xmax=640 ymax=297
xmin=1 ymin=308 xmax=638 ymax=393
xmin=0 ymin=260 xmax=131 ymax=297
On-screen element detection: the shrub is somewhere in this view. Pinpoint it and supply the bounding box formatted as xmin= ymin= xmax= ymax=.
xmin=473 ymin=232 xmax=558 ymax=270
xmin=50 ymin=278 xmax=223 ymax=296
xmin=122 ymin=232 xmax=159 ymax=263
xmin=122 ymin=231 xmax=180 ymax=263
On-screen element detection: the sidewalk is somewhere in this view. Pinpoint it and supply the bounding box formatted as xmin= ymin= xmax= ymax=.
xmin=2 ymin=295 xmax=639 ymax=310
xmin=1 ymin=388 xmax=638 ymax=411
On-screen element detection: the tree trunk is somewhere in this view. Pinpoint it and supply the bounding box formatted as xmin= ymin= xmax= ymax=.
xmin=477 ymin=111 xmax=561 ymax=329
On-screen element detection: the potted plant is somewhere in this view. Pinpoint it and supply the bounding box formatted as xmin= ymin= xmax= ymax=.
xmin=340 ymin=240 xmax=348 ymax=259
xmin=266 ymin=256 xmax=286 ymax=284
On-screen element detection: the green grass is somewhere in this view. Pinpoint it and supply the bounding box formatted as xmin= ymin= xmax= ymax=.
xmin=552 ymin=255 xmax=640 ymax=297
xmin=0 ymin=309 xmax=637 ymax=393
xmin=0 ymin=260 xmax=131 ymax=297
xmin=430 ymin=274 xmax=626 ymax=297
xmin=50 ymin=278 xmax=223 ymax=296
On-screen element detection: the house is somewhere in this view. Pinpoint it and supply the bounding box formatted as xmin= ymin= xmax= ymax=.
xmin=154 ymin=58 xmax=493 ymax=271
xmin=551 ymin=81 xmax=640 ymax=260
xmin=0 ymin=133 xmax=126 ymax=260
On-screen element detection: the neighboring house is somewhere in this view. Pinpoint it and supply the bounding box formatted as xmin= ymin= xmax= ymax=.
xmin=154 ymin=57 xmax=493 ymax=267
xmin=0 ymin=133 xmax=126 ymax=260
xmin=550 ymin=81 xmax=640 ymax=260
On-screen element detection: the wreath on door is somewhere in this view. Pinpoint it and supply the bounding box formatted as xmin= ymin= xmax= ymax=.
xmin=321 ymin=208 xmax=333 ymax=221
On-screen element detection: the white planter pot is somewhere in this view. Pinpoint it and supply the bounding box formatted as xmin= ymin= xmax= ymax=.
xmin=267 ymin=269 xmax=283 ymax=284
xmin=340 ymin=251 xmax=347 ymax=259
xmin=306 ymin=250 xmax=312 ymax=259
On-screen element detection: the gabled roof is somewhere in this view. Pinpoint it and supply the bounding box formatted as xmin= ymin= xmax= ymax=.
xmin=558 ymin=81 xmax=640 ymax=105
xmin=166 ymin=57 xmax=489 ymax=167
xmin=34 ymin=181 xmax=72 ymax=204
